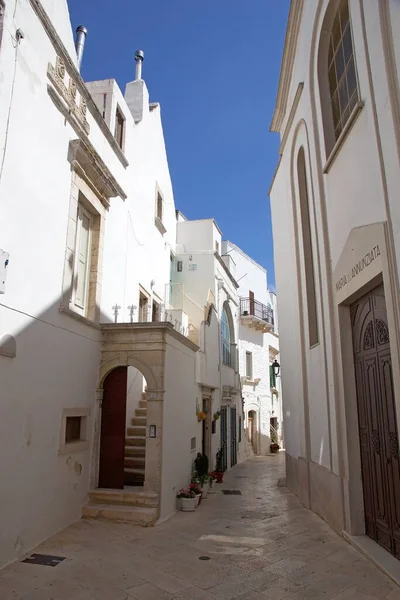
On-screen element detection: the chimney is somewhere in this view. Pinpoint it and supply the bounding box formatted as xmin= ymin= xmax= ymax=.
xmin=135 ymin=49 xmax=144 ymax=80
xmin=75 ymin=25 xmax=87 ymax=71
xmin=125 ymin=49 xmax=149 ymax=123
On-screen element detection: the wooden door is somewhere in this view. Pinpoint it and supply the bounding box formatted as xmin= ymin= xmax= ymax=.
xmin=230 ymin=407 xmax=237 ymax=467
xmin=249 ymin=290 xmax=255 ymax=316
xmin=99 ymin=367 xmax=128 ymax=489
xmin=248 ymin=416 xmax=254 ymax=446
xmin=351 ymin=285 xmax=400 ymax=558
xmin=220 ymin=406 xmax=228 ymax=471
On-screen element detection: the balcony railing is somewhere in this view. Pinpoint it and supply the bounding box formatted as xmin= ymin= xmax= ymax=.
xmin=240 ymin=297 xmax=274 ymax=330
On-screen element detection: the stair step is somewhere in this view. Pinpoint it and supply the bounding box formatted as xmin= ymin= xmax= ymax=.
xmin=126 ymin=437 xmax=146 ymax=447
xmin=141 ymin=392 xmax=147 ymax=401
xmin=139 ymin=400 xmax=147 ymax=409
xmin=125 ymin=446 xmax=146 ymax=457
xmin=124 ymin=457 xmax=145 ymax=469
xmin=131 ymin=417 xmax=147 ymax=427
xmin=89 ymin=489 xmax=157 ymax=507
xmin=127 ymin=426 xmax=146 ymax=437
xmin=83 ymin=504 xmax=157 ymax=525
xmin=136 ymin=408 xmax=147 ymax=417
xmin=124 ymin=469 xmax=145 ymax=485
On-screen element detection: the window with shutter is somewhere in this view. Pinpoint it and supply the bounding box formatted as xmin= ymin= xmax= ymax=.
xmin=270 ymin=365 xmax=276 ymax=389
xmin=74 ymin=204 xmax=92 ymax=311
xmin=246 ymin=352 xmax=253 ymax=379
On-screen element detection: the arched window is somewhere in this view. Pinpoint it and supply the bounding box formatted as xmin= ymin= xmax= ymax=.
xmin=319 ymin=0 xmax=360 ymax=154
xmin=221 ymin=304 xmax=234 ymax=367
xmin=298 ymin=147 xmax=319 ymax=347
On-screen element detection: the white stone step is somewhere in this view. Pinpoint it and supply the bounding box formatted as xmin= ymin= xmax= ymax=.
xmin=131 ymin=417 xmax=147 ymax=427
xmin=89 ymin=489 xmax=158 ymax=508
xmin=125 ymin=436 xmax=146 ymax=447
xmin=82 ymin=503 xmax=157 ymax=525
xmin=127 ymin=426 xmax=146 ymax=437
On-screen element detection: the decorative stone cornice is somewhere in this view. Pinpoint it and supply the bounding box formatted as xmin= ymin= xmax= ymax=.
xmin=28 ymin=0 xmax=129 ymax=167
xmin=68 ymin=139 xmax=127 ymax=202
xmin=270 ymin=0 xmax=304 ymax=133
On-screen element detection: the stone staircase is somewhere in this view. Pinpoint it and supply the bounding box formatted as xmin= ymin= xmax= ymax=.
xmin=82 ymin=488 xmax=158 ymax=525
xmin=124 ymin=393 xmax=147 ymax=486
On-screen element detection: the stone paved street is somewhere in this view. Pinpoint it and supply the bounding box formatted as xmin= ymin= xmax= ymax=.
xmin=1 ymin=455 xmax=399 ymax=600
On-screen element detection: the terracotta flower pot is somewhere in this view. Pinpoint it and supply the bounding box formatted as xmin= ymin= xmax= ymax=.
xmin=215 ymin=472 xmax=224 ymax=483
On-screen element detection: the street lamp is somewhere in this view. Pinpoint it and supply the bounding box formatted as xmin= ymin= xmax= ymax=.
xmin=271 ymin=359 xmax=280 ymax=377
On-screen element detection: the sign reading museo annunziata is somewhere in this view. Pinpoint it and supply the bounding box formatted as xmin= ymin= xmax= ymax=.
xmin=335 ymin=245 xmax=381 ymax=292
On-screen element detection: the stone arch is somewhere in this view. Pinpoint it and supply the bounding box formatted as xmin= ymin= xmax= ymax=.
xmin=99 ymin=353 xmax=158 ymax=393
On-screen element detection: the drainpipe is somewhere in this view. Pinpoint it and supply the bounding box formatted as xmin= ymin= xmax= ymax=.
xmin=75 ymin=25 xmax=87 ymax=71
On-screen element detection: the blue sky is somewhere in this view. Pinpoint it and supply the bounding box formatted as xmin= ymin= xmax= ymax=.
xmin=68 ymin=0 xmax=289 ymax=289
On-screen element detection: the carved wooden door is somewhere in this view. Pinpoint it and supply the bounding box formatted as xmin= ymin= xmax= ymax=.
xmin=99 ymin=367 xmax=127 ymax=489
xmin=351 ymin=285 xmax=400 ymax=559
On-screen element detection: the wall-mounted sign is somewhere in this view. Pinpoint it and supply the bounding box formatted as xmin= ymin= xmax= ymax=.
xmin=335 ymin=245 xmax=381 ymax=292
xmin=189 ymin=264 xmax=197 ymax=271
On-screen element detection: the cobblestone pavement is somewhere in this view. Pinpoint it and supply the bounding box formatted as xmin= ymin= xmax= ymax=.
xmin=1 ymin=455 xmax=399 ymax=600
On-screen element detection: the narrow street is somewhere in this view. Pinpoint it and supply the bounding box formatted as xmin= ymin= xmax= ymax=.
xmin=0 ymin=455 xmax=399 ymax=600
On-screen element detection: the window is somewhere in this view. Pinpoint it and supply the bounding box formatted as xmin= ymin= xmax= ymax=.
xmin=221 ymin=303 xmax=234 ymax=367
xmin=246 ymin=351 xmax=253 ymax=379
xmin=155 ymin=190 xmax=167 ymax=234
xmin=177 ymin=261 xmax=183 ymax=272
xmin=152 ymin=299 xmax=160 ymax=322
xmin=114 ymin=107 xmax=125 ymax=149
xmin=270 ymin=364 xmax=276 ymax=389
xmin=157 ymin=192 xmax=163 ymax=221
xmin=65 ymin=416 xmax=82 ymax=443
xmin=139 ymin=291 xmax=149 ymax=322
xmin=328 ymin=0 xmax=358 ymax=141
xmin=73 ymin=203 xmax=92 ymax=313
xmin=298 ymin=147 xmax=319 ymax=347
xmin=59 ymin=408 xmax=90 ymax=455
xmin=215 ymin=241 xmax=220 ymax=254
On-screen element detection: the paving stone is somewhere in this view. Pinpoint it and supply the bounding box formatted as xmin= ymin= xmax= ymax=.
xmin=0 ymin=456 xmax=397 ymax=600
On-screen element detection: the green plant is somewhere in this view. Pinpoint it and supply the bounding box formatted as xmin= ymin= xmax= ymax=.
xmin=215 ymin=447 xmax=225 ymax=472
xmin=194 ymin=453 xmax=209 ymax=477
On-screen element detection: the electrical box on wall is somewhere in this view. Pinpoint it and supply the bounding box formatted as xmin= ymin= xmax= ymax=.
xmin=0 ymin=250 xmax=9 ymax=294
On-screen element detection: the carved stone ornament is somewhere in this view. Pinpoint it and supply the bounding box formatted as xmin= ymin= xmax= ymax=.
xmin=47 ymin=55 xmax=90 ymax=135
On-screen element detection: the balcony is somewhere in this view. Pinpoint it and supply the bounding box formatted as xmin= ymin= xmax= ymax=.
xmin=240 ymin=297 xmax=274 ymax=333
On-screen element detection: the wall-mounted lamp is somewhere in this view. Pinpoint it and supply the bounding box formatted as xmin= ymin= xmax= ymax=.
xmin=271 ymin=359 xmax=280 ymax=377
xmin=149 ymin=425 xmax=156 ymax=438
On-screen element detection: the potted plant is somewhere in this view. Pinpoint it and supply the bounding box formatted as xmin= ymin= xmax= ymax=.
xmin=270 ymin=442 xmax=280 ymax=454
xmin=213 ymin=410 xmax=221 ymax=421
xmin=198 ymin=473 xmax=209 ymax=498
xmin=190 ymin=481 xmax=202 ymax=506
xmin=176 ymin=488 xmax=197 ymax=512
xmin=197 ymin=410 xmax=207 ymax=422
xmin=215 ymin=448 xmax=225 ymax=483
xmin=208 ymin=472 xmax=217 ymax=494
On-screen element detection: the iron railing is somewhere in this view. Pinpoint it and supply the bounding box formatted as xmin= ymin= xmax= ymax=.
xmin=240 ymin=297 xmax=274 ymax=329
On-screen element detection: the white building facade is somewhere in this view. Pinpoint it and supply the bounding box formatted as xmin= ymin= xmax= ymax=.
xmin=0 ymin=0 xmax=245 ymax=569
xmin=270 ymin=0 xmax=400 ymax=566
xmin=222 ymin=241 xmax=283 ymax=455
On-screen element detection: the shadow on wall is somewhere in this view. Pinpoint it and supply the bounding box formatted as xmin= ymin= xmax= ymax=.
xmin=0 ymin=277 xmax=106 ymax=568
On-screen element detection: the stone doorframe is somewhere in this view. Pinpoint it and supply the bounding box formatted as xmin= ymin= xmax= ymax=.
xmin=90 ymin=322 xmax=172 ymax=496
xmin=201 ymin=386 xmax=215 ymax=462
xmin=333 ymin=223 xmax=400 ymax=537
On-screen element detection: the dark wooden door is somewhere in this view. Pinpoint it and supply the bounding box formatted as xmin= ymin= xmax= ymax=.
xmin=230 ymin=407 xmax=237 ymax=467
xmin=249 ymin=291 xmax=255 ymax=316
xmin=220 ymin=406 xmax=228 ymax=471
xmin=351 ymin=285 xmax=400 ymax=559
xmin=99 ymin=367 xmax=128 ymax=489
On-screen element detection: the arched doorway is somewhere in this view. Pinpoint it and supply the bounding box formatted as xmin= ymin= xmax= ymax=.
xmin=99 ymin=365 xmax=148 ymax=489
xmin=248 ymin=410 xmax=257 ymax=454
